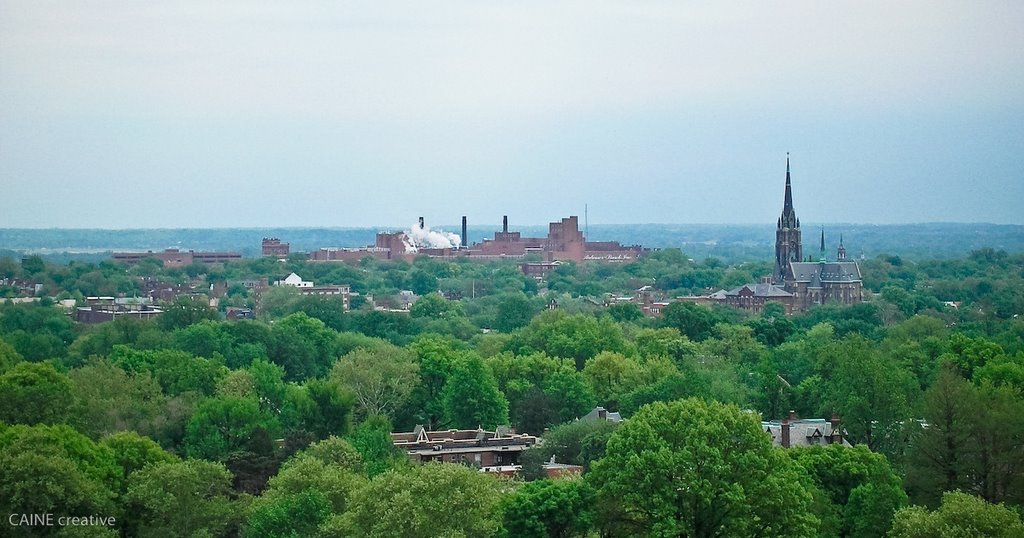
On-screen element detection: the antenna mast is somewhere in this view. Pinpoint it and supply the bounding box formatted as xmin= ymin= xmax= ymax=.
xmin=584 ymin=204 xmax=589 ymax=240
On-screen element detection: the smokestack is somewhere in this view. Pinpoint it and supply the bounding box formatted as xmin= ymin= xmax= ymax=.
xmin=461 ymin=216 xmax=467 ymax=248
xmin=503 ymin=215 xmax=508 ymax=233
xmin=419 ymin=216 xmax=424 ymax=229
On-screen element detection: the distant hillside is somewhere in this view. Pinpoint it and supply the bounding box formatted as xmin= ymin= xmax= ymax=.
xmin=0 ymin=223 xmax=1021 ymax=264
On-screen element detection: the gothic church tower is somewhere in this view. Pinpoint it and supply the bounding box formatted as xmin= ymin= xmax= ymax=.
xmin=774 ymin=155 xmax=802 ymax=282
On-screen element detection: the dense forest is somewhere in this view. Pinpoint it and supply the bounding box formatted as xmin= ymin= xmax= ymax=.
xmin=1 ymin=247 xmax=1023 ymax=537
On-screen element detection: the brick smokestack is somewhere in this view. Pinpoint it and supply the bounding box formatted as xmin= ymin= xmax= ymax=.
xmin=781 ymin=410 xmax=796 ymax=448
xmin=503 ymin=215 xmax=508 ymax=233
xmin=461 ymin=216 xmax=467 ymax=248
xmin=418 ymin=216 xmax=424 ymax=229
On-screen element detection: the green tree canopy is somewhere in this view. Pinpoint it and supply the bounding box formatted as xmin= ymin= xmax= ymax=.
xmin=338 ymin=462 xmax=503 ymax=538
xmin=441 ymin=354 xmax=509 ymax=429
xmin=888 ymin=491 xmax=1024 ymax=538
xmin=588 ymin=398 xmax=818 ymax=537
xmin=331 ymin=345 xmax=419 ymax=421
xmin=500 ymin=478 xmax=596 ymax=538
xmin=0 ymin=361 xmax=74 ymax=425
xmin=123 ymin=459 xmax=237 ymax=538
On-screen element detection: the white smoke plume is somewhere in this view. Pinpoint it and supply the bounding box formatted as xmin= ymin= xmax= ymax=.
xmin=403 ymin=221 xmax=462 ymax=251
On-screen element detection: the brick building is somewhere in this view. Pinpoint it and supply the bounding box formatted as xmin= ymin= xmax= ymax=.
xmin=261 ymin=238 xmax=290 ymax=258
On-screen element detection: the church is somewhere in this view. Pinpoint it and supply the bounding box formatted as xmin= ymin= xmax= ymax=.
xmin=772 ymin=157 xmax=864 ymax=312
xmin=718 ymin=158 xmax=864 ymax=314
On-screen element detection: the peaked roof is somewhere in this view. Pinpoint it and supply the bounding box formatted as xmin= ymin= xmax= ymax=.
xmin=726 ymin=283 xmax=793 ymax=298
xmin=788 ymin=261 xmax=862 ymax=284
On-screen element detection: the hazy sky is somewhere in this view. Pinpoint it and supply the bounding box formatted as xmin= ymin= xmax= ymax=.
xmin=2 ymin=1 xmax=1022 ymax=228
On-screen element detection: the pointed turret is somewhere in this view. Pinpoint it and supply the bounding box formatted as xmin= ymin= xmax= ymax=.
xmin=837 ymin=233 xmax=847 ymax=261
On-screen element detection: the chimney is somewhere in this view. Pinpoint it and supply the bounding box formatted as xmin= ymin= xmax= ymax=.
xmin=781 ymin=410 xmax=796 ymax=448
xmin=830 ymin=413 xmax=842 ymax=445
xmin=598 ymin=408 xmax=606 ymax=420
xmin=503 ymin=215 xmax=508 ymax=233
xmin=418 ymin=216 xmax=424 ymax=229
xmin=461 ymin=216 xmax=467 ymax=248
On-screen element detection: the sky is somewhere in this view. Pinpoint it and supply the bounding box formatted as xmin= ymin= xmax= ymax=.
xmin=1 ymin=1 xmax=1022 ymax=228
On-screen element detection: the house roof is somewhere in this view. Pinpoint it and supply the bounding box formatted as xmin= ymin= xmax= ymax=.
xmin=761 ymin=418 xmax=852 ymax=448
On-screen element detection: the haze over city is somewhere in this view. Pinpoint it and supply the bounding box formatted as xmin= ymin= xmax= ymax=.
xmin=2 ymin=2 xmax=1022 ymax=228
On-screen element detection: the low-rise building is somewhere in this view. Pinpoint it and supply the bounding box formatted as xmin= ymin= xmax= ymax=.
xmin=112 ymin=248 xmax=241 ymax=267
xmin=74 ymin=297 xmax=163 ymax=324
xmin=723 ymin=281 xmax=794 ymax=314
xmin=391 ymin=426 xmax=539 ymax=472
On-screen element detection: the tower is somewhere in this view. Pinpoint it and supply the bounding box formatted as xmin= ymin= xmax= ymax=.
xmin=837 ymin=233 xmax=847 ymax=261
xmin=774 ymin=155 xmax=802 ymax=282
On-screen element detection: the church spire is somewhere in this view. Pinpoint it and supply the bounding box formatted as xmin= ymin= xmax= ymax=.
xmin=837 ymin=233 xmax=847 ymax=261
xmin=783 ymin=153 xmax=794 ymax=214
xmin=819 ymin=227 xmax=826 ymax=262
xmin=774 ymin=154 xmax=802 ymax=283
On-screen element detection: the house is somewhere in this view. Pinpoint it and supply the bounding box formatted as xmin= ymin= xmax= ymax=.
xmin=391 ymin=426 xmax=539 ymax=473
xmin=762 ymin=411 xmax=851 ymax=448
xmin=274 ymin=273 xmax=313 ymax=288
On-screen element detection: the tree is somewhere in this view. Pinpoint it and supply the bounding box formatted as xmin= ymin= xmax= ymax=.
xmin=495 ymin=293 xmax=537 ymax=332
xmin=0 ymin=425 xmax=118 ymax=525
xmin=409 ymin=292 xmax=456 ymax=319
xmin=789 ymin=444 xmax=907 ymax=538
xmin=821 ymin=336 xmax=916 ymax=455
xmin=183 ymin=396 xmax=281 ymax=461
xmin=301 ymin=378 xmax=356 ymax=439
xmin=268 ymin=313 xmax=338 ymax=381
xmin=100 ymin=431 xmax=177 ymax=490
xmin=348 ymin=414 xmax=406 ymax=478
xmin=245 ymin=450 xmax=368 ymax=538
xmin=582 ymin=351 xmax=642 ymax=410
xmin=588 ymin=398 xmax=818 ymax=537
xmin=509 ymin=311 xmax=628 ymax=370
xmin=0 ymin=361 xmax=74 ymax=425
xmin=331 ymin=345 xmax=419 ymax=421
xmin=606 ymin=302 xmax=644 ymax=323
xmin=520 ymin=420 xmax=618 ymax=480
xmin=245 ymin=489 xmax=331 ymax=538
xmin=441 ymin=355 xmax=509 ymax=429
xmin=109 ymin=345 xmax=226 ymax=397
xmin=157 ymin=295 xmax=218 ymax=331
xmin=501 ymin=478 xmax=596 ymax=538
xmin=123 ymin=460 xmax=237 ymax=538
xmin=659 ymin=301 xmax=723 ymax=342
xmin=337 ymin=462 xmax=502 ymax=537
xmin=0 ymin=337 xmax=23 ymax=373
xmin=904 ymin=367 xmax=976 ymax=506
xmin=888 ymin=491 xmax=1024 ymax=538
xmin=69 ymin=359 xmax=169 ymax=440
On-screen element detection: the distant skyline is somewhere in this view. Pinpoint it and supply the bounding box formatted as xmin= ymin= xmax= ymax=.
xmin=2 ymin=2 xmax=1022 ymax=228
